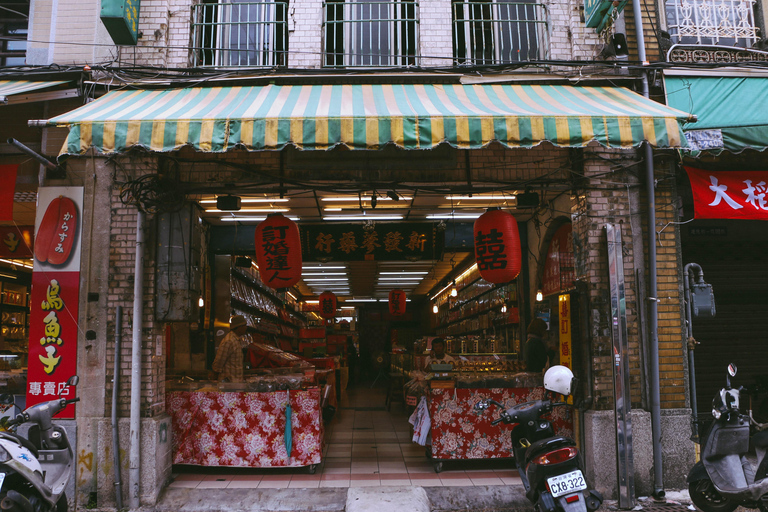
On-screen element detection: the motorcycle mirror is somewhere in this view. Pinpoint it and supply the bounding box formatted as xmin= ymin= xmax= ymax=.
xmin=474 ymin=400 xmax=490 ymax=411
xmin=727 ymin=364 xmax=737 ymax=378
xmin=66 ymin=375 xmax=79 ymax=387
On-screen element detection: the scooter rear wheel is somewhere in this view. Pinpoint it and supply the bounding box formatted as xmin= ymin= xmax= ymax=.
xmin=689 ymin=479 xmax=738 ymax=512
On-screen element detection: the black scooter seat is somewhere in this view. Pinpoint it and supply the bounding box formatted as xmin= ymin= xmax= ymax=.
xmin=525 ymin=436 xmax=575 ymax=462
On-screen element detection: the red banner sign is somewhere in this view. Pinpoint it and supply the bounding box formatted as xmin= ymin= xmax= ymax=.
xmin=0 ymin=165 xmax=17 ymax=221
xmin=542 ymin=224 xmax=575 ymax=297
xmin=27 ymin=187 xmax=83 ymax=418
xmin=686 ymin=167 xmax=768 ymax=220
xmin=0 ymin=225 xmax=34 ymax=258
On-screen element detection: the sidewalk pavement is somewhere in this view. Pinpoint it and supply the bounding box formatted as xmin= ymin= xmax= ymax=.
xmin=143 ymin=486 xmax=694 ymax=512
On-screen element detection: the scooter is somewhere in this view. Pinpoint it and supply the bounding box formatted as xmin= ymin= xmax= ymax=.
xmin=474 ymin=365 xmax=602 ymax=512
xmin=0 ymin=376 xmax=79 ymax=512
xmin=687 ymin=363 xmax=768 ymax=512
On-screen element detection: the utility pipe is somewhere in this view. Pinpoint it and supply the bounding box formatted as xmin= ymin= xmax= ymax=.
xmin=129 ymin=210 xmax=145 ymax=509
xmin=629 ymin=0 xmax=665 ymax=497
xmin=6 ymin=138 xmax=58 ymax=171
xmin=683 ymin=263 xmax=703 ymax=440
xmin=113 ymin=306 xmax=124 ymax=511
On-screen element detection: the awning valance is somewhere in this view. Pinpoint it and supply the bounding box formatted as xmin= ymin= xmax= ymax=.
xmin=44 ymin=83 xmax=692 ymax=155
xmin=0 ymin=80 xmax=73 ymax=105
xmin=665 ymin=75 xmax=768 ymax=153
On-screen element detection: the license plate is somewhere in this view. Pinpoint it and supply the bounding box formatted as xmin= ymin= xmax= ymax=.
xmin=547 ymin=470 xmax=587 ymax=497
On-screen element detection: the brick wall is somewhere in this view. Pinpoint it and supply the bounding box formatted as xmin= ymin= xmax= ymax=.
xmin=419 ymin=0 xmax=454 ymax=67
xmin=288 ymin=0 xmax=324 ymax=68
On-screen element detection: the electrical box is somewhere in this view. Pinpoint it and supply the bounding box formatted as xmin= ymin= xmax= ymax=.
xmin=155 ymin=204 xmax=204 ymax=322
xmin=100 ymin=0 xmax=141 ymax=45
xmin=691 ymin=283 xmax=716 ymax=318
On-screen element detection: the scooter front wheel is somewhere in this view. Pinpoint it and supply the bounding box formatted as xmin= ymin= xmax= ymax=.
xmin=689 ymin=479 xmax=738 ymax=512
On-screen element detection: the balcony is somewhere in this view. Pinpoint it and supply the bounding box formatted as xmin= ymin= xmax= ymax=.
xmin=191 ymin=1 xmax=288 ymax=68
xmin=452 ymin=1 xmax=548 ymax=65
xmin=666 ymin=0 xmax=759 ymax=47
xmin=323 ymin=0 xmax=419 ymax=68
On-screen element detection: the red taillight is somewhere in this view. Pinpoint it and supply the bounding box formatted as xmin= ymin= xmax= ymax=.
xmin=565 ymin=495 xmax=580 ymax=503
xmin=533 ymin=446 xmax=578 ymax=465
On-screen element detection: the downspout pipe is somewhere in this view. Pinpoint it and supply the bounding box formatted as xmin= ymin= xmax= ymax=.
xmin=129 ymin=210 xmax=145 ymax=509
xmin=629 ymin=4 xmax=665 ymax=499
xmin=113 ymin=306 xmax=124 ymax=511
xmin=683 ymin=263 xmax=703 ymax=440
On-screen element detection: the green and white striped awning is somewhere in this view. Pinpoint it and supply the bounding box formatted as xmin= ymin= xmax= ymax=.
xmin=44 ymin=83 xmax=693 ymax=154
xmin=0 ymin=80 xmax=70 ymax=100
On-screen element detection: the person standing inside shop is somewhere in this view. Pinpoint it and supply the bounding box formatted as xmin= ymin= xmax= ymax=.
xmin=210 ymin=315 xmax=248 ymax=382
xmin=424 ymin=338 xmax=455 ymax=369
xmin=525 ymin=318 xmax=550 ymax=372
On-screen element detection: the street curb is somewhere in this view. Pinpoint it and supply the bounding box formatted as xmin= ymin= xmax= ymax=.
xmin=425 ymin=485 xmax=533 ymax=512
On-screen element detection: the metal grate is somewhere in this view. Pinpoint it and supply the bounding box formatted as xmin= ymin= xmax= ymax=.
xmin=452 ymin=0 xmax=548 ymax=64
xmin=666 ymin=0 xmax=758 ymax=47
xmin=323 ymin=0 xmax=419 ymax=68
xmin=191 ymin=0 xmax=288 ymax=67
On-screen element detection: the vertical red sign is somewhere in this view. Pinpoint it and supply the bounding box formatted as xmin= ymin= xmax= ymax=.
xmin=26 ymin=187 xmax=83 ymax=418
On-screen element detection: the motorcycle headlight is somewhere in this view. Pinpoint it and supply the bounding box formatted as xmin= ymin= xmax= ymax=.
xmin=0 ymin=444 xmax=11 ymax=462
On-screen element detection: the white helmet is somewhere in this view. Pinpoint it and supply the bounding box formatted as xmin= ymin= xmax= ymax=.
xmin=544 ymin=365 xmax=574 ymax=396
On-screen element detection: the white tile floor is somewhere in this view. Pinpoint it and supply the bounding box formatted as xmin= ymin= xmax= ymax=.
xmin=168 ymin=385 xmax=522 ymax=489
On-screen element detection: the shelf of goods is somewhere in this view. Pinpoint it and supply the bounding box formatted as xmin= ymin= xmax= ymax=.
xmin=230 ymin=268 xmax=305 ymax=345
xmin=0 ymin=282 xmax=30 ymax=379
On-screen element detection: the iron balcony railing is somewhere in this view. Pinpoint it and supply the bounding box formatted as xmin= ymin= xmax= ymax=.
xmin=666 ymin=0 xmax=758 ymax=47
xmin=452 ymin=1 xmax=548 ymax=65
xmin=191 ymin=1 xmax=288 ymax=68
xmin=323 ymin=0 xmax=419 ymax=68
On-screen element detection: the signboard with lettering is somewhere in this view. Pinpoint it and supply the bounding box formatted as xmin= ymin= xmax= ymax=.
xmin=101 ymin=0 xmax=141 ymax=45
xmin=301 ymin=223 xmax=443 ymax=261
xmin=558 ymin=294 xmax=572 ymax=369
xmin=0 ymin=225 xmax=33 ymax=258
xmin=686 ymin=167 xmax=768 ymax=220
xmin=542 ymin=223 xmax=575 ymax=297
xmin=26 ymin=187 xmax=83 ymax=419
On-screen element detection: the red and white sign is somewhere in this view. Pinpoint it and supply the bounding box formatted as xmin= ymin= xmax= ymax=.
xmin=27 ymin=187 xmax=83 ymax=418
xmin=686 ymin=167 xmax=768 ymax=220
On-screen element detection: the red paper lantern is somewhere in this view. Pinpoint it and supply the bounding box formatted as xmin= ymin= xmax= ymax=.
xmin=254 ymin=213 xmax=302 ymax=289
xmin=319 ymin=291 xmax=337 ymax=319
xmin=473 ymin=208 xmax=521 ymax=284
xmin=389 ymin=289 xmax=406 ymax=316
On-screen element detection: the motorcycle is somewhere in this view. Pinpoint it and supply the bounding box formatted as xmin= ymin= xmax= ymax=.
xmin=474 ymin=365 xmax=602 ymax=512
xmin=687 ymin=363 xmax=768 ymax=512
xmin=0 ymin=375 xmax=79 ymax=512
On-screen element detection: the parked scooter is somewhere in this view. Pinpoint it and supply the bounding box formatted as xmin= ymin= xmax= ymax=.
xmin=0 ymin=375 xmax=79 ymax=512
xmin=474 ymin=365 xmax=602 ymax=512
xmin=687 ymin=363 xmax=768 ymax=512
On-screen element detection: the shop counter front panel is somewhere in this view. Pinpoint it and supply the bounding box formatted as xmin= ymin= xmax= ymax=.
xmin=166 ymin=388 xmax=323 ymax=467
xmin=428 ymin=387 xmax=573 ymax=461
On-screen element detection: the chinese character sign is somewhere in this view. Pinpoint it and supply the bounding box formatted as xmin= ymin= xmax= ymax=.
xmin=473 ymin=209 xmax=521 ymax=284
xmin=558 ymin=294 xmax=572 ymax=369
xmin=388 ymin=289 xmax=406 ymax=316
xmin=302 ymin=223 xmax=442 ymax=261
xmin=319 ymin=292 xmax=337 ymax=320
xmin=27 ymin=187 xmax=84 ymax=419
xmin=542 ymin=223 xmax=575 ymax=297
xmin=254 ymin=214 xmax=302 ymax=289
xmin=686 ymin=167 xmax=768 ymax=220
xmin=0 ymin=225 xmax=34 ymax=258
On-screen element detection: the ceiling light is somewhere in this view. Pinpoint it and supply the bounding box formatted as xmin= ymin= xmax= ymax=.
xmin=426 ymin=214 xmax=484 ymax=220
xmin=379 ymin=272 xmax=428 ymax=275
xmin=304 ymin=300 xmax=319 ymax=304
xmin=0 ymin=258 xmax=33 ymax=269
xmin=536 ymin=290 xmax=544 ymax=302
xmin=204 ymin=208 xmax=290 ymax=213
xmin=432 ymin=303 xmax=438 ymax=314
xmin=378 ymin=277 xmax=423 ymax=281
xmin=302 ymin=273 xmax=347 ymax=276
xmin=430 ymin=282 xmax=453 ymax=300
xmin=445 ymin=194 xmax=516 ymax=200
xmin=221 ymin=216 xmax=300 ymax=222
xmin=345 ymin=299 xmax=379 ymax=303
xmin=340 ymin=306 xmax=356 ymax=310
xmin=324 ymin=208 xmax=343 ymax=212
xmin=302 ymin=266 xmax=346 ymax=270
xmin=200 ymin=198 xmax=289 ymax=204
xmin=323 ymin=215 xmax=403 ymax=221
xmin=303 ymin=278 xmax=348 ymax=282
xmin=286 ymin=292 xmax=297 ymax=300
xmin=0 ymin=273 xmax=17 ymax=279
xmin=451 ymin=281 xmax=458 ymax=297
xmin=321 ymin=196 xmax=412 ymax=202
xmin=198 ymin=296 xmax=204 ymax=308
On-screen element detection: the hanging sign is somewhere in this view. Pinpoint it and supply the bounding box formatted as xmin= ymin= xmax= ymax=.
xmin=27 ymin=187 xmax=84 ymax=419
xmin=686 ymin=167 xmax=768 ymax=220
xmin=0 ymin=165 xmax=17 ymax=221
xmin=100 ymin=0 xmax=141 ymax=45
xmin=254 ymin=214 xmax=303 ymax=289
xmin=473 ymin=209 xmax=521 ymax=284
xmin=388 ymin=289 xmax=406 ymax=316
xmin=301 ymin=223 xmax=442 ymax=262
xmin=319 ymin=292 xmax=337 ymax=319
xmin=0 ymin=225 xmax=33 ymax=258
xmin=542 ymin=223 xmax=575 ymax=297
xmin=558 ymin=294 xmax=572 ymax=369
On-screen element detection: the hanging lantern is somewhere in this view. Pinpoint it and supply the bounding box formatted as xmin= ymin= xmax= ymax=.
xmin=254 ymin=213 xmax=302 ymax=289
xmin=319 ymin=291 xmax=337 ymax=320
xmin=473 ymin=208 xmax=521 ymax=284
xmin=388 ymin=289 xmax=406 ymax=316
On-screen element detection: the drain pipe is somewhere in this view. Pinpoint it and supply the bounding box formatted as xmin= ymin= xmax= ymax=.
xmin=683 ymin=263 xmax=702 ymax=440
xmin=129 ymin=210 xmax=145 ymax=509
xmin=113 ymin=306 xmax=124 ymax=510
xmin=628 ymin=1 xmax=665 ymax=498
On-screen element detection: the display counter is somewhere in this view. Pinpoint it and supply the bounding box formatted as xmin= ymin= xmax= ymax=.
xmin=166 ymin=383 xmax=323 ymax=470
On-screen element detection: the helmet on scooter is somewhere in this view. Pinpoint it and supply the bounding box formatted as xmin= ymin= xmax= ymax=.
xmin=544 ymin=365 xmax=574 ymax=396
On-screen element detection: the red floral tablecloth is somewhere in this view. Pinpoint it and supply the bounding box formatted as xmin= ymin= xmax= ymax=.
xmin=428 ymin=387 xmax=574 ymax=460
xmin=166 ymin=388 xmax=323 ymax=467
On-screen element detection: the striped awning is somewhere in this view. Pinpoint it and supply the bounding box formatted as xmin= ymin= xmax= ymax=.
xmin=44 ymin=83 xmax=693 ymax=154
xmin=0 ymin=80 xmax=70 ymax=104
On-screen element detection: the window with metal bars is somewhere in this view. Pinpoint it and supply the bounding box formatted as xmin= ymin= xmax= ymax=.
xmin=452 ymin=0 xmax=547 ymax=65
xmin=323 ymin=0 xmax=418 ymax=68
xmin=192 ymin=0 xmax=288 ymax=67
xmin=665 ymin=0 xmax=759 ymax=47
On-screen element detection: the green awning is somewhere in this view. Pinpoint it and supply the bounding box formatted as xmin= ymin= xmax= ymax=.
xmin=43 ymin=83 xmax=692 ymax=155
xmin=665 ymin=75 xmax=768 ymax=153
xmin=0 ymin=80 xmax=71 ymax=105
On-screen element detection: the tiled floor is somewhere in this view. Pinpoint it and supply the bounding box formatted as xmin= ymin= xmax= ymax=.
xmin=169 ymin=385 xmax=522 ymax=489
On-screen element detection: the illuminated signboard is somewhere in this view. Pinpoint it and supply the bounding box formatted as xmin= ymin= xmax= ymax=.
xmin=100 ymin=0 xmax=141 ymax=45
